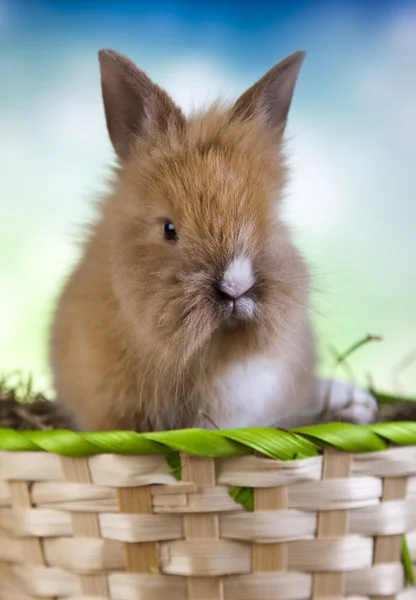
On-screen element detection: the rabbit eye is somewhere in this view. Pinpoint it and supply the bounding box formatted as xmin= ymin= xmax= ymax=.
xmin=164 ymin=220 xmax=178 ymax=242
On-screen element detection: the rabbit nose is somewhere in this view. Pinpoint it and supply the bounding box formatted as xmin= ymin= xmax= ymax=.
xmin=217 ymin=257 xmax=255 ymax=300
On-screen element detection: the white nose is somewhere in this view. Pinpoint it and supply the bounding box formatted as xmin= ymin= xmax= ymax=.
xmin=220 ymin=257 xmax=255 ymax=299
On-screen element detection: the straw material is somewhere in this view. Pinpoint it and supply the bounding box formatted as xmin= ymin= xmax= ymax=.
xmin=2 ymin=441 xmax=416 ymax=599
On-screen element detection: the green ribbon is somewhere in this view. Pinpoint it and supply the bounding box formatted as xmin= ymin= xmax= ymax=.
xmin=1 ymin=421 xmax=416 ymax=457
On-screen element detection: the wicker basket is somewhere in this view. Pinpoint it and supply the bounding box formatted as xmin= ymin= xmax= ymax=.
xmin=1 ymin=423 xmax=416 ymax=600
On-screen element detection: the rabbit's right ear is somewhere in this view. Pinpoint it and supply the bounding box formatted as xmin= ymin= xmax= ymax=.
xmin=98 ymin=49 xmax=185 ymax=159
xmin=231 ymin=51 xmax=305 ymax=134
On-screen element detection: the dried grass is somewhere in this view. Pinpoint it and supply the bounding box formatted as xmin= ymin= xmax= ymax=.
xmin=0 ymin=373 xmax=69 ymax=430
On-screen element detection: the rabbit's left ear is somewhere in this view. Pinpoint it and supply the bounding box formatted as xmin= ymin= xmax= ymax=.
xmin=231 ymin=51 xmax=305 ymax=132
xmin=98 ymin=49 xmax=185 ymax=159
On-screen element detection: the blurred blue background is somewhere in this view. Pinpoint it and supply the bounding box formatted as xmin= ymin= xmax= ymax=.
xmin=1 ymin=0 xmax=415 ymax=396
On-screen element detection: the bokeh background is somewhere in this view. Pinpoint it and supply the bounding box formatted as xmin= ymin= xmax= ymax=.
xmin=1 ymin=0 xmax=415 ymax=397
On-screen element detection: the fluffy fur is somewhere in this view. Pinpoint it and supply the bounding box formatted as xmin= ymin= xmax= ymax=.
xmin=50 ymin=49 xmax=339 ymax=431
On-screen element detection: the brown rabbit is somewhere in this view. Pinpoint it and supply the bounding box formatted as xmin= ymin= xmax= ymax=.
xmin=50 ymin=49 xmax=378 ymax=431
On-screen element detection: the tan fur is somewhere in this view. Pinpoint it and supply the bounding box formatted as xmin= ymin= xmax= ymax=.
xmin=50 ymin=49 xmax=317 ymax=432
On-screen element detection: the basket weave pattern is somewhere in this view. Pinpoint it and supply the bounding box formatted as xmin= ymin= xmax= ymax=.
xmin=1 ymin=437 xmax=416 ymax=599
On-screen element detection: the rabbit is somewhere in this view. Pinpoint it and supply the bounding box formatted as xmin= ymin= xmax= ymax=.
xmin=50 ymin=48 xmax=378 ymax=432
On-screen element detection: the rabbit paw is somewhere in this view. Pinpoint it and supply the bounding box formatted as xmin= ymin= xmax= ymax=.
xmin=317 ymin=379 xmax=379 ymax=425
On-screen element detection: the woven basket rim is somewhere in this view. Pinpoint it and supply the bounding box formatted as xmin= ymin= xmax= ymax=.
xmin=0 ymin=421 xmax=416 ymax=458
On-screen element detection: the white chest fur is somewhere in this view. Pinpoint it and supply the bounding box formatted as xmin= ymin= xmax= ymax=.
xmin=205 ymin=354 xmax=292 ymax=429
xmin=201 ymin=351 xmax=379 ymax=430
